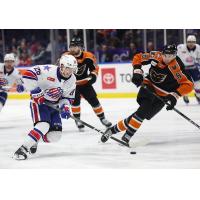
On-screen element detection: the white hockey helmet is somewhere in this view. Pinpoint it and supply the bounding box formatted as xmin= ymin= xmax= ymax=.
xmin=59 ymin=54 xmax=78 ymax=73
xmin=187 ymin=35 xmax=196 ymax=43
xmin=4 ymin=53 xmax=16 ymax=62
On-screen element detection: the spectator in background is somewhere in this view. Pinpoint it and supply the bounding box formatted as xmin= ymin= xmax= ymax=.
xmin=17 ymin=39 xmax=28 ymax=57
xmin=128 ymin=42 xmax=138 ymax=60
xmin=147 ymin=41 xmax=154 ymax=52
xmin=0 ymin=39 xmax=3 ymax=62
xmin=121 ymin=30 xmax=134 ymax=47
xmin=30 ymin=35 xmax=38 ymax=55
xmin=96 ymin=30 xmax=107 ymax=46
xmin=57 ymin=35 xmax=67 ymax=55
xmin=108 ymin=35 xmax=121 ymax=49
xmin=11 ymin=38 xmax=17 ymax=49
xmin=46 ymin=41 xmax=52 ymax=62
xmin=31 ymin=42 xmax=47 ymax=65
xmin=98 ymin=44 xmax=113 ymax=63
xmin=18 ymin=52 xmax=32 ymax=66
xmin=11 ymin=45 xmax=19 ymax=65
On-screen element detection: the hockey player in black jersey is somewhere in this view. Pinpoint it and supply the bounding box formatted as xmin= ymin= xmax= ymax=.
xmin=62 ymin=37 xmax=112 ymax=131
xmin=101 ymin=44 xmax=193 ymax=144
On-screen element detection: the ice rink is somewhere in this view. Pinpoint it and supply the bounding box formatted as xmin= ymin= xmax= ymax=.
xmin=0 ymin=97 xmax=200 ymax=169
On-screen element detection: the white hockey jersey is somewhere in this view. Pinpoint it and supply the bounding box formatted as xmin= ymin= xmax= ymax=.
xmin=22 ymin=64 xmax=76 ymax=103
xmin=177 ymin=44 xmax=200 ymax=68
xmin=0 ymin=63 xmax=23 ymax=91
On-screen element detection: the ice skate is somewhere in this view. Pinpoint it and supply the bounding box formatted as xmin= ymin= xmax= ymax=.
xmin=13 ymin=145 xmax=29 ymax=160
xmin=183 ymin=96 xmax=189 ymax=104
xmin=100 ymin=118 xmax=112 ymax=127
xmin=30 ymin=143 xmax=38 ymax=154
xmin=101 ymin=128 xmax=113 ymax=143
xmin=75 ymin=121 xmax=85 ymax=132
xmin=121 ymin=133 xmax=132 ymax=144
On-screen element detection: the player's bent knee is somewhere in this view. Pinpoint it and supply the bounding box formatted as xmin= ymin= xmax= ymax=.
xmin=34 ymin=122 xmax=50 ymax=134
xmin=46 ymin=131 xmax=62 ymax=142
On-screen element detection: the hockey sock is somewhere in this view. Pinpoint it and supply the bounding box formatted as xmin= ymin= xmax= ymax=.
xmin=110 ymin=113 xmax=143 ymax=135
xmin=93 ymin=104 xmax=105 ymax=119
xmin=125 ymin=113 xmax=143 ymax=133
xmin=24 ymin=122 xmax=49 ymax=149
xmin=110 ymin=119 xmax=127 ymax=134
xmin=122 ymin=129 xmax=135 ymax=142
xmin=71 ymin=105 xmax=81 ymax=118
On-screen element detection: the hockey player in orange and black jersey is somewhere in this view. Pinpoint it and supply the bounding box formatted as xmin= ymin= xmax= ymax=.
xmin=62 ymin=36 xmax=112 ymax=131
xmin=101 ymin=44 xmax=194 ymax=144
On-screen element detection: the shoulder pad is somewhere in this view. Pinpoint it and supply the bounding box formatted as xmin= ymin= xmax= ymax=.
xmin=83 ymin=51 xmax=96 ymax=61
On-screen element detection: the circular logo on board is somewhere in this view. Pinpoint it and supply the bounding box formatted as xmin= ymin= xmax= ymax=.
xmin=103 ymin=73 xmax=114 ymax=84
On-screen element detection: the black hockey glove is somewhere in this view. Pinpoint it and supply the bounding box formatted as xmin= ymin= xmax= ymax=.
xmin=88 ymin=73 xmax=97 ymax=85
xmin=76 ymin=73 xmax=97 ymax=86
xmin=164 ymin=92 xmax=179 ymax=110
xmin=131 ymin=69 xmax=144 ymax=87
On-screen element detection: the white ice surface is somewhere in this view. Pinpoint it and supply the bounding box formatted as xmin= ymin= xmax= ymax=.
xmin=0 ymin=98 xmax=200 ymax=168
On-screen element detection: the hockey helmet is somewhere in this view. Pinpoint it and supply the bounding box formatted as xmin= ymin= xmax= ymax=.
xmin=4 ymin=53 xmax=15 ymax=62
xmin=69 ymin=36 xmax=84 ymax=48
xmin=187 ymin=35 xmax=196 ymax=43
xmin=59 ymin=54 xmax=78 ymax=73
xmin=162 ymin=44 xmax=177 ymax=55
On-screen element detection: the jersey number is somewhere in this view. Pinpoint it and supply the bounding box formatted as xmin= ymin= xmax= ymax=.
xmin=175 ymin=72 xmax=182 ymax=80
xmin=33 ymin=67 xmax=41 ymax=75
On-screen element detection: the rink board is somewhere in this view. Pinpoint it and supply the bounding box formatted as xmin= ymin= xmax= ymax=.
xmin=8 ymin=63 xmax=195 ymax=99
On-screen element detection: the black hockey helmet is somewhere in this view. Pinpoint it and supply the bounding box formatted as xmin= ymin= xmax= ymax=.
xmin=162 ymin=44 xmax=177 ymax=54
xmin=69 ymin=36 xmax=84 ymax=48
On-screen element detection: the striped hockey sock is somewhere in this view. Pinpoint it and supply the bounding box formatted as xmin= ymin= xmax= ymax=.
xmin=110 ymin=113 xmax=143 ymax=135
xmin=93 ymin=104 xmax=105 ymax=119
xmin=28 ymin=128 xmax=44 ymax=143
xmin=71 ymin=105 xmax=81 ymax=118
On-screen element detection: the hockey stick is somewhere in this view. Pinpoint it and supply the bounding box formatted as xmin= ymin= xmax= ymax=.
xmin=44 ymin=102 xmax=130 ymax=147
xmin=143 ymin=85 xmax=200 ymax=130
xmin=69 ymin=115 xmax=130 ymax=147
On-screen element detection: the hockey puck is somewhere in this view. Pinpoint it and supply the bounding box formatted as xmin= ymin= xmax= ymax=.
xmin=130 ymin=151 xmax=137 ymax=154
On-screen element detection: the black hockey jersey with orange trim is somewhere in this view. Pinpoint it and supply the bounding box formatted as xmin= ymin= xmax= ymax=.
xmin=62 ymin=51 xmax=99 ymax=81
xmin=132 ymin=51 xmax=193 ymax=96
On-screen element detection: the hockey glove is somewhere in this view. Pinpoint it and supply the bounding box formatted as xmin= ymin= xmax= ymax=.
xmin=31 ymin=87 xmax=45 ymax=105
xmin=76 ymin=77 xmax=91 ymax=86
xmin=0 ymin=78 xmax=8 ymax=86
xmin=164 ymin=92 xmax=179 ymax=110
xmin=16 ymin=84 xmax=25 ymax=93
xmin=88 ymin=73 xmax=97 ymax=85
xmin=76 ymin=72 xmax=97 ymax=86
xmin=60 ymin=104 xmax=71 ymax=119
xmin=131 ymin=69 xmax=144 ymax=87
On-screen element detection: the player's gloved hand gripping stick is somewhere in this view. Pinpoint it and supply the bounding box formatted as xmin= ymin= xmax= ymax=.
xmin=142 ymin=84 xmax=200 ymax=130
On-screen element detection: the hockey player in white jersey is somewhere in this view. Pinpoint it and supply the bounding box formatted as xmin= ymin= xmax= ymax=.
xmin=177 ymin=35 xmax=200 ymax=104
xmin=0 ymin=53 xmax=24 ymax=113
xmin=13 ymin=54 xmax=77 ymax=160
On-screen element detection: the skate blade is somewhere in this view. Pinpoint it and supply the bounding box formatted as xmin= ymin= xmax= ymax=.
xmin=12 ymin=154 xmax=27 ymax=160
xmin=103 ymin=123 xmax=112 ymax=128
